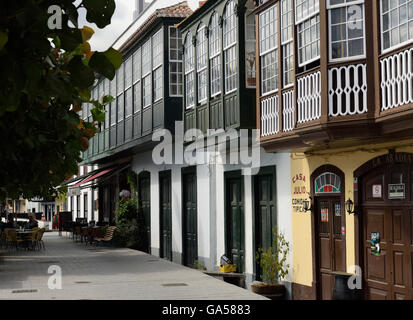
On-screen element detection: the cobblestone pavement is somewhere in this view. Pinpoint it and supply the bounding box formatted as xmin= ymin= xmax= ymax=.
xmin=0 ymin=232 xmax=267 ymax=300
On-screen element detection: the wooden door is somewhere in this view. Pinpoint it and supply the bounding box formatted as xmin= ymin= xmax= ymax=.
xmin=160 ymin=171 xmax=172 ymax=261
xmin=182 ymin=171 xmax=198 ymax=267
xmin=138 ymin=172 xmax=151 ymax=253
xmin=255 ymin=172 xmax=276 ymax=280
xmin=226 ymin=175 xmax=245 ymax=273
xmin=362 ymin=163 xmax=413 ymax=300
xmin=316 ymin=197 xmax=346 ymax=300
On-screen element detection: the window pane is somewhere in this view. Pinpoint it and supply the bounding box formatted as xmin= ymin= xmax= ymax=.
xmin=381 ymin=0 xmax=413 ymax=50
xmin=152 ymin=28 xmax=163 ymax=69
xmin=117 ymin=64 xmax=124 ymax=95
xmin=153 ymin=67 xmax=163 ymax=102
xmin=133 ymin=48 xmax=141 ymax=83
xmin=125 ymin=88 xmax=132 ymax=118
xmin=110 ymin=101 xmax=116 ymax=126
xmin=117 ymin=93 xmax=124 ymax=123
xmin=298 ymin=14 xmax=320 ymax=65
xmin=142 ymin=39 xmax=151 ymax=76
xmin=142 ymin=75 xmax=151 ymax=108
xmin=125 ymin=57 xmax=132 ymax=89
xmin=209 ymin=13 xmax=221 ymax=96
xmin=169 ymin=27 xmax=183 ymax=97
xmin=133 ymin=82 xmax=141 ymax=113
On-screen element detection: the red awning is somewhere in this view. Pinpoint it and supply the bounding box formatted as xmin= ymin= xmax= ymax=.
xmin=72 ymin=166 xmax=119 ymax=187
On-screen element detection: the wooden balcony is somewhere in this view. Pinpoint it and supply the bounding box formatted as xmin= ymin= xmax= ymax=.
xmin=259 ymin=42 xmax=413 ymax=153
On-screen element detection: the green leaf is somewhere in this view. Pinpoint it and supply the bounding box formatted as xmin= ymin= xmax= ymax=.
xmin=83 ymin=0 xmax=116 ymax=29
xmin=0 ymin=30 xmax=8 ymax=51
xmin=44 ymin=74 xmax=72 ymax=103
xmin=102 ymin=95 xmax=115 ymax=105
xmin=89 ymin=52 xmax=115 ymax=80
xmin=103 ymin=48 xmax=123 ymax=69
xmin=79 ymin=88 xmax=92 ymax=101
xmin=91 ymin=107 xmax=105 ymax=122
xmin=68 ymin=56 xmax=95 ymax=88
xmin=57 ymin=29 xmax=83 ymax=52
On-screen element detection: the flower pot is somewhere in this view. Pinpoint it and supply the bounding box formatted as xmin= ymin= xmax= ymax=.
xmin=251 ymin=282 xmax=286 ymax=300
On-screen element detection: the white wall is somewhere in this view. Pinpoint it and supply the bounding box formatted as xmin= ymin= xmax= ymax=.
xmin=131 ymin=144 xmax=293 ymax=284
xmin=214 ymin=147 xmax=293 ymax=283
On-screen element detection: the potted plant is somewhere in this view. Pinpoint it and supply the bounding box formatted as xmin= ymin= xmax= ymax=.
xmin=251 ymin=227 xmax=290 ymax=300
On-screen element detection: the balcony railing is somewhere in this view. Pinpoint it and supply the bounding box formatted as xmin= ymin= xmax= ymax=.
xmin=261 ymin=95 xmax=279 ymax=137
xmin=260 ymin=62 xmax=371 ymax=137
xmin=380 ymin=47 xmax=413 ymax=111
xmin=297 ymin=71 xmax=321 ymax=124
xmin=282 ymin=90 xmax=295 ymax=132
xmin=328 ymin=64 xmax=367 ymax=117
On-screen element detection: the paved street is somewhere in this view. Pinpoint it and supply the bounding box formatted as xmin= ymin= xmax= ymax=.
xmin=0 ymin=232 xmax=267 ymax=300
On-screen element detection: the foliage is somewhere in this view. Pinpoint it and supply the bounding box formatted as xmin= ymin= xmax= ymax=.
xmin=256 ymin=227 xmax=290 ymax=285
xmin=116 ymin=197 xmax=137 ymax=222
xmin=113 ymin=197 xmax=147 ymax=250
xmin=127 ymin=171 xmax=138 ymax=201
xmin=0 ymin=1 xmax=122 ymax=201
xmin=193 ymin=260 xmax=207 ymax=271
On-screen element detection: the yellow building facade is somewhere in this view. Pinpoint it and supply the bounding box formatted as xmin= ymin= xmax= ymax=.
xmin=291 ymin=138 xmax=413 ymax=299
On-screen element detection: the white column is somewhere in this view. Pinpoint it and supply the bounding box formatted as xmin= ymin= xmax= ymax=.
xmin=171 ymin=166 xmax=182 ymax=259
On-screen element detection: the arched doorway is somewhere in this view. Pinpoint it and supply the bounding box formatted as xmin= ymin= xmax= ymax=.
xmin=354 ymin=152 xmax=413 ymax=300
xmin=311 ymin=165 xmax=346 ymax=300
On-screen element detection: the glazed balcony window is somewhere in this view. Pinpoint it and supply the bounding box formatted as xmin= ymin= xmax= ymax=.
xmin=259 ymin=3 xmax=279 ymax=95
xmin=197 ymin=24 xmax=208 ymax=104
xmin=169 ymin=27 xmax=183 ymax=97
xmin=142 ymin=38 xmax=152 ymax=108
xmin=223 ymin=0 xmax=238 ymax=94
xmin=152 ymin=29 xmax=163 ymax=103
xmin=245 ymin=1 xmax=256 ymax=88
xmin=125 ymin=56 xmax=133 ymax=90
xmin=116 ymin=63 xmax=124 ymax=96
xmin=281 ymin=0 xmax=294 ymax=87
xmin=125 ymin=87 xmax=133 ymax=119
xmin=104 ymin=79 xmax=110 ymax=129
xmin=209 ymin=12 xmax=221 ymax=97
xmin=296 ymin=0 xmax=320 ymax=66
xmin=184 ymin=32 xmax=195 ymax=109
xmin=117 ymin=93 xmax=124 ymax=123
xmin=381 ymin=0 xmax=413 ymax=52
xmin=133 ymin=47 xmax=141 ymax=113
xmin=328 ymin=0 xmax=365 ymax=61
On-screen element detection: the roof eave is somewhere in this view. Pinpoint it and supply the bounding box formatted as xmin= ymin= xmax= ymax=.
xmin=177 ymin=0 xmax=220 ymax=31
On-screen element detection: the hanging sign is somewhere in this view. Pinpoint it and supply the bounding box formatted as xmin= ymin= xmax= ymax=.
xmin=372 ymin=185 xmax=382 ymax=198
xmin=68 ymin=187 xmax=81 ymax=197
xmin=370 ymin=232 xmax=380 ymax=256
xmin=388 ymin=184 xmax=405 ymax=199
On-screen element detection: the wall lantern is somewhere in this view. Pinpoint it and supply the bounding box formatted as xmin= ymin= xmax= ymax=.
xmin=345 ymin=198 xmax=356 ymax=215
xmin=301 ymin=196 xmax=313 ymax=213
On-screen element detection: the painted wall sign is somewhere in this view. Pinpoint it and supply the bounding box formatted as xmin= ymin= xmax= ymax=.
xmin=292 ymin=173 xmax=307 ymax=212
xmin=292 ymin=198 xmax=305 ymax=213
xmin=388 ymin=183 xmax=405 ymax=199
xmin=372 ymin=184 xmax=382 ymax=198
xmin=370 ymin=232 xmax=380 ymax=256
